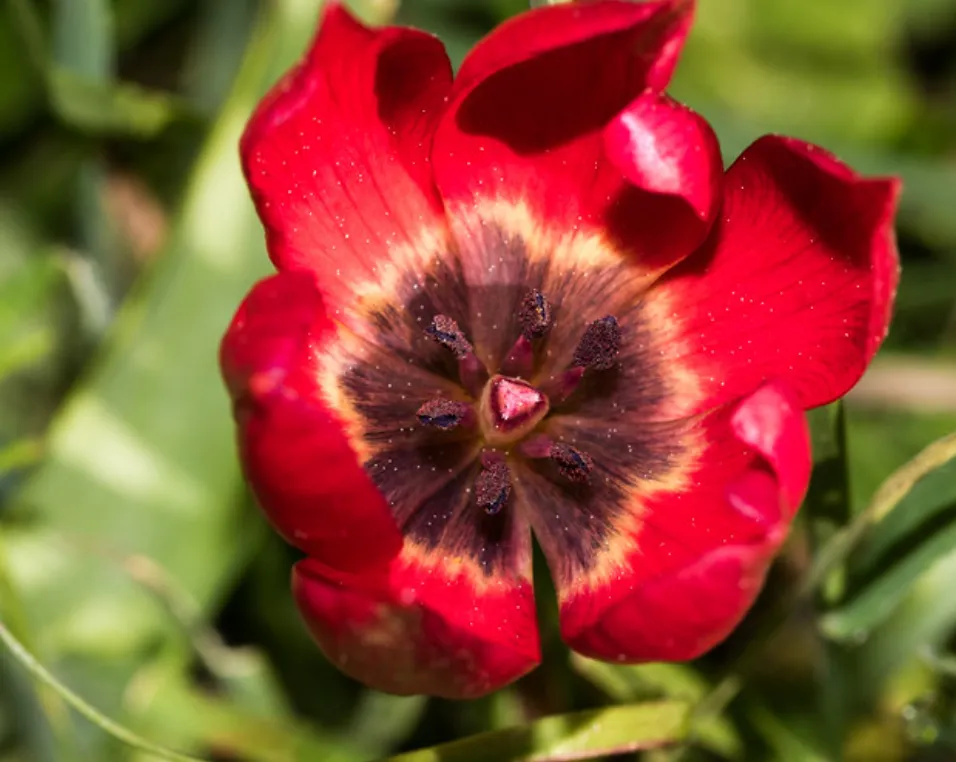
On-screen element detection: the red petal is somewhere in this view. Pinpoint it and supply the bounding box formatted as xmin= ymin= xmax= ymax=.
xmin=293 ymin=539 xmax=540 ymax=698
xmin=220 ymin=272 xmax=402 ymax=572
xmin=560 ymin=381 xmax=810 ymax=662
xmin=454 ymin=0 xmax=692 ymax=96
xmin=432 ymin=0 xmax=701 ymax=281
xmin=241 ymin=4 xmax=453 ymax=312
xmin=604 ymin=90 xmax=722 ymax=223
xmin=645 ymin=135 xmax=901 ymax=419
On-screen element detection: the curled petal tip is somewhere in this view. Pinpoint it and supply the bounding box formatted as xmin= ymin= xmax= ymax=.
xmin=604 ymin=89 xmax=722 ymax=223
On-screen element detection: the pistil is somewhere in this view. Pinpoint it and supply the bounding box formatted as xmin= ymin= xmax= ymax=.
xmin=479 ymin=375 xmax=549 ymax=446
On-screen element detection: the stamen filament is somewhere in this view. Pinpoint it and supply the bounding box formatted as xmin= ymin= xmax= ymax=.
xmin=458 ymin=352 xmax=488 ymax=399
xmin=517 ymin=434 xmax=553 ymax=459
xmin=500 ymin=334 xmax=534 ymax=378
xmin=543 ymin=366 xmax=585 ymax=404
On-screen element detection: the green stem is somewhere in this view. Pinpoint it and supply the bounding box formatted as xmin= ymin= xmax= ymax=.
xmin=0 ymin=619 xmax=209 ymax=762
xmin=0 ymin=533 xmax=78 ymax=761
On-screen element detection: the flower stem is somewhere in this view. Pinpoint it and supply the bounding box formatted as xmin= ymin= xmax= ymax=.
xmin=0 ymin=618 xmax=208 ymax=762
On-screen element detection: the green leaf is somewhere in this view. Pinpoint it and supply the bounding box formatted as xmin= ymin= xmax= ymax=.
xmin=820 ymin=432 xmax=956 ymax=641
xmin=841 ymin=545 xmax=956 ymax=711
xmin=0 ymin=533 xmax=76 ymax=762
xmin=0 ymin=440 xmax=44 ymax=475
xmin=347 ymin=693 xmax=428 ymax=758
xmin=821 ymin=519 xmax=956 ymax=642
xmin=0 ymin=620 xmax=204 ymax=762
xmin=747 ymin=703 xmax=829 ymax=762
xmin=384 ymin=701 xmax=690 ymax=762
xmin=9 ymin=0 xmax=189 ymax=137
xmin=112 ymin=0 xmax=191 ymax=50
xmin=856 ymin=429 xmax=956 ymax=526
xmin=0 ymin=0 xmax=192 ymax=139
xmin=571 ymin=655 xmax=742 ymax=758
xmin=0 ymin=1 xmax=45 ymax=138
xmin=904 ymin=0 xmax=956 ymax=35
xmin=571 ymin=655 xmax=709 ymax=703
xmin=0 ymin=268 xmax=59 ymax=380
xmin=47 ymin=67 xmax=187 ymax=138
xmin=345 ymin=0 xmax=402 ymax=24
xmin=852 ymin=458 xmax=956 ymax=576
xmin=133 ymin=654 xmax=364 ymax=762
xmin=0 ymin=213 xmax=69 ymax=450
xmin=51 ymin=0 xmax=113 ymax=80
xmin=921 ymin=647 xmax=956 ymax=678
xmin=182 ymin=0 xmax=257 ymax=114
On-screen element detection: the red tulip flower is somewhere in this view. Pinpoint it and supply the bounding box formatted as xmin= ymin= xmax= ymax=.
xmin=221 ymin=0 xmax=899 ymax=698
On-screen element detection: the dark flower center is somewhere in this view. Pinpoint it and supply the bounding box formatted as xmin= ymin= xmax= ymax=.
xmin=417 ymin=300 xmax=620 ymax=514
xmin=330 ymin=225 xmax=685 ymax=581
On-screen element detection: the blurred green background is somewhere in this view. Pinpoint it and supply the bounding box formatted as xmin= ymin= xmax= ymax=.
xmin=1 ymin=0 xmax=956 ymax=760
